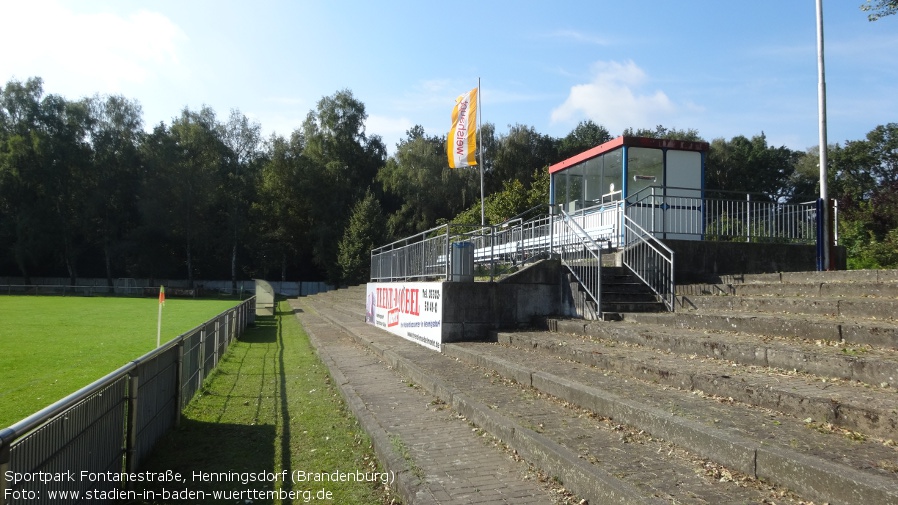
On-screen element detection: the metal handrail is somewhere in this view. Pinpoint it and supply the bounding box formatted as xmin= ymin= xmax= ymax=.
xmin=625 ymin=186 xmax=829 ymax=244
xmin=622 ymin=214 xmax=675 ymax=311
xmin=369 ymin=212 xmax=559 ymax=282
xmin=555 ymin=209 xmax=604 ymax=317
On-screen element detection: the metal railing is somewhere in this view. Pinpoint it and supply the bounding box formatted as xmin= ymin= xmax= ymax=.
xmin=370 ymin=223 xmax=468 ymax=282
xmin=0 ymin=280 xmax=332 ymax=298
xmin=369 ymin=188 xmax=829 ymax=314
xmin=369 ymin=203 xmax=623 ymax=283
xmin=370 ymin=205 xmax=556 ymax=282
xmin=0 ymin=297 xmax=256 ymax=505
xmin=622 ymin=214 xmax=675 ymax=311
xmin=555 ymin=210 xmax=604 ymax=316
xmin=626 ymin=187 xmax=828 ymax=244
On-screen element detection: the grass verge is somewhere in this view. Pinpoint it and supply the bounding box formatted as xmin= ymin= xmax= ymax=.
xmin=131 ymin=301 xmax=394 ymax=504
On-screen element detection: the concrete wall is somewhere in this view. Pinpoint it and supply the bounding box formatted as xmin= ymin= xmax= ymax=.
xmin=433 ymin=242 xmax=851 ymax=341
xmin=666 ymin=240 xmax=847 ymax=284
xmin=441 ymin=259 xmax=564 ymax=342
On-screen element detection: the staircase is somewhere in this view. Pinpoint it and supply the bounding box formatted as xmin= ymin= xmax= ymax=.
xmin=562 ymin=248 xmax=667 ymax=320
xmin=296 ymin=270 xmax=898 ymax=504
xmin=600 ymin=265 xmax=667 ymax=313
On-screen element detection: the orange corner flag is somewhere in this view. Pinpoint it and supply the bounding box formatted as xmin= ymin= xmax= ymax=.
xmin=159 ymin=285 xmax=165 ymax=306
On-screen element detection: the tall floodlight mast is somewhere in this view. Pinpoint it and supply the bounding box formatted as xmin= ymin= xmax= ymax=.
xmin=816 ymin=0 xmax=831 ymax=270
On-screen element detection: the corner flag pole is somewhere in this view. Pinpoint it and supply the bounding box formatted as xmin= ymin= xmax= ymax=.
xmin=478 ymin=77 xmax=485 ymax=227
xmin=156 ymin=285 xmax=165 ymax=347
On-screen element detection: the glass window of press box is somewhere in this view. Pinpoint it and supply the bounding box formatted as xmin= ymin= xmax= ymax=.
xmin=549 ymin=137 xmax=708 ymax=213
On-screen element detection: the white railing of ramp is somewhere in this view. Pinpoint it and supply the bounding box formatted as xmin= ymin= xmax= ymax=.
xmin=622 ymin=213 xmax=675 ymax=311
xmin=555 ymin=209 xmax=605 ymax=316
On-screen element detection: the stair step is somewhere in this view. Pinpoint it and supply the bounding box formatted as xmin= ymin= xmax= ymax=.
xmin=303 ymin=297 xmax=853 ymax=504
xmin=299 ymin=276 xmax=898 ymax=505
xmin=623 ymin=310 xmax=898 ymax=350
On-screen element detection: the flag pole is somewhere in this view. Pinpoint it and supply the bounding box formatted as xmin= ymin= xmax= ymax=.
xmin=478 ymin=77 xmax=484 ymax=227
xmin=156 ymin=285 xmax=164 ymax=347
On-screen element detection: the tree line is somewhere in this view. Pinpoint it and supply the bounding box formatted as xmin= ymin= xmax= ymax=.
xmin=1 ymin=77 xmax=895 ymax=288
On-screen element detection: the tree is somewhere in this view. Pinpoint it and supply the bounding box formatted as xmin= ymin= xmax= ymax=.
xmin=861 ymin=0 xmax=898 ymax=20
xmin=622 ymin=124 xmax=704 ymax=142
xmin=829 ymin=124 xmax=898 ymax=202
xmin=0 ymin=78 xmax=95 ymax=283
xmin=830 ymin=124 xmax=898 ymax=269
xmin=254 ymin=131 xmax=317 ymax=282
xmin=337 ymin=189 xmax=385 ymax=284
xmin=706 ymin=133 xmax=799 ymax=201
xmin=86 ymin=94 xmax=144 ymax=287
xmin=221 ymin=108 xmax=262 ymax=291
xmin=452 ymin=168 xmax=550 ymax=226
xmin=488 ymin=124 xmax=556 ymax=194
xmin=139 ymin=107 xmax=230 ymax=285
xmin=557 ymin=120 xmax=612 ymax=160
xmin=301 ymin=90 xmax=386 ymax=282
xmin=789 ymin=146 xmax=829 ymax=201
xmin=377 ymin=126 xmax=478 ymax=238
xmin=41 ymin=95 xmax=95 ymax=284
xmin=0 ymin=77 xmax=51 ymax=282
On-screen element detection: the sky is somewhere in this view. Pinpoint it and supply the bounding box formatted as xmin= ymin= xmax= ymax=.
xmin=1 ymin=0 xmax=896 ymax=156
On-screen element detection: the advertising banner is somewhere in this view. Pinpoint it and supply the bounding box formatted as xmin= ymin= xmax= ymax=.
xmin=447 ymin=87 xmax=478 ymax=169
xmin=365 ymin=282 xmax=442 ymax=351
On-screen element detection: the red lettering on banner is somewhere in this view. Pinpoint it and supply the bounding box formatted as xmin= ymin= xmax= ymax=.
xmin=375 ymin=287 xmax=420 ymax=316
xmin=454 ymin=99 xmax=470 ymax=156
xmin=404 ymin=288 xmax=419 ymax=316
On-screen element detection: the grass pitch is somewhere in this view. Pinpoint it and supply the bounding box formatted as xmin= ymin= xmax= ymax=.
xmin=0 ymin=295 xmax=241 ymax=427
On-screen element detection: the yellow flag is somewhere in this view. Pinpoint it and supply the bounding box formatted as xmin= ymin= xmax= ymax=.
xmin=447 ymin=87 xmax=478 ymax=168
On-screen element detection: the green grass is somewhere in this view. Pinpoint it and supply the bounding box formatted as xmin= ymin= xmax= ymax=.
xmin=134 ymin=302 xmax=391 ymax=504
xmin=0 ymin=295 xmax=241 ymax=427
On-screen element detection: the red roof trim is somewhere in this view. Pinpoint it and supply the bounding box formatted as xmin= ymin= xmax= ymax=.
xmin=548 ymin=136 xmax=709 ymax=174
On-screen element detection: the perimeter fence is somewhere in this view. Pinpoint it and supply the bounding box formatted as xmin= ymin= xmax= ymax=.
xmin=0 ymin=279 xmax=332 ymax=298
xmin=0 ymin=297 xmax=256 ymax=505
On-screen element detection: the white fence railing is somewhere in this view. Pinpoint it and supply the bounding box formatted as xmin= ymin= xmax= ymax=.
xmin=625 ymin=187 xmax=829 ymax=244
xmin=369 ymin=190 xmax=828 ymax=313
xmin=622 ymin=214 xmax=675 ymax=311
xmin=556 ymin=210 xmax=604 ymax=316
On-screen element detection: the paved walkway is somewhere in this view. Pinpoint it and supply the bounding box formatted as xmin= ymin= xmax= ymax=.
xmin=290 ymin=298 xmax=563 ymax=505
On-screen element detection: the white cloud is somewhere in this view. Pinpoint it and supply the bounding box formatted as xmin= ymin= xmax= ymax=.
xmin=0 ymin=0 xmax=187 ymax=93
xmin=550 ymin=60 xmax=678 ymax=133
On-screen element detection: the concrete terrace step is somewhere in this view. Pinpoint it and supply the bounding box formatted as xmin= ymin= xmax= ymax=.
xmin=299 ymin=299 xmax=801 ymax=504
xmin=496 ymin=329 xmax=898 ymax=439
xmin=551 ymin=318 xmax=898 ymax=388
xmin=623 ymin=310 xmax=898 ymax=349
xmin=680 ymin=280 xmax=898 ymax=299
xmin=678 ymin=294 xmax=898 ymax=321
xmin=456 ymin=335 xmax=898 ymax=505
xmin=295 ymin=291 xmax=898 ymax=505
xmin=703 ymin=269 xmax=898 ymax=285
